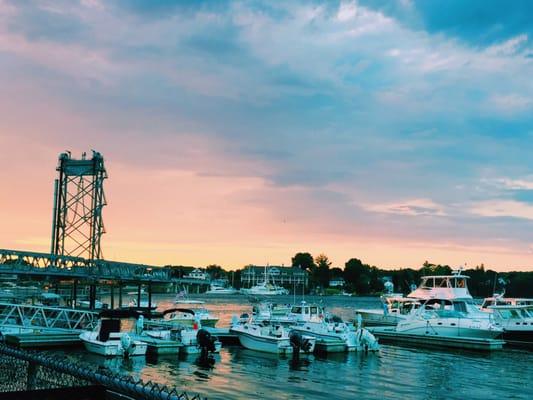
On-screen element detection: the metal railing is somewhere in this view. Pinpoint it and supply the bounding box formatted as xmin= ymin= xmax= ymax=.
xmin=0 ymin=302 xmax=98 ymax=331
xmin=0 ymin=344 xmax=205 ymax=400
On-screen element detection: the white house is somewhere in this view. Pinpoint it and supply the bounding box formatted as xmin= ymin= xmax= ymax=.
xmin=329 ymin=277 xmax=345 ymax=287
xmin=184 ymin=268 xmax=209 ymax=280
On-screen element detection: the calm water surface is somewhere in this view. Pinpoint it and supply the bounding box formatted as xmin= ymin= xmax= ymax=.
xmin=60 ymin=295 xmax=533 ymax=400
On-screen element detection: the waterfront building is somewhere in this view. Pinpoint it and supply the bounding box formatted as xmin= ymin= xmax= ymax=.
xmin=329 ymin=277 xmax=345 ymax=287
xmin=184 ymin=268 xmax=209 ymax=280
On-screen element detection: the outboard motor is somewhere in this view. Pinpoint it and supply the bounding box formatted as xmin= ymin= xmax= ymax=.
xmin=196 ymin=328 xmax=217 ymax=366
xmin=289 ymin=330 xmax=313 ymax=356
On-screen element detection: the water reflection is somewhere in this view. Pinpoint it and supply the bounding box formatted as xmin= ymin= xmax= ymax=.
xmin=56 ymin=295 xmax=533 ymax=400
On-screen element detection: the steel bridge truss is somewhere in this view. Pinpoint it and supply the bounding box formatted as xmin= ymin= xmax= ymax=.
xmin=0 ymin=249 xmax=170 ymax=282
xmin=51 ymin=151 xmax=107 ymax=260
xmin=0 ymin=302 xmax=98 ymax=331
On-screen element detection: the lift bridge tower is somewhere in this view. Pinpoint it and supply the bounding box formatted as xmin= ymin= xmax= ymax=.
xmin=50 ymin=151 xmax=107 ymax=260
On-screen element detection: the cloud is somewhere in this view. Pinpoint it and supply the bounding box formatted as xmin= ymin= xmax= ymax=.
xmin=0 ymin=0 xmax=531 ymax=270
xmin=361 ymin=199 xmax=446 ymax=216
xmin=469 ymin=200 xmax=533 ymax=220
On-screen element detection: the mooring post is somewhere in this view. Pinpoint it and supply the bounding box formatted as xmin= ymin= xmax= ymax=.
xmin=72 ymin=279 xmax=78 ymax=308
xmin=148 ymin=281 xmax=152 ymax=309
xmin=26 ymin=360 xmax=38 ymax=391
xmin=137 ymin=283 xmax=141 ymax=308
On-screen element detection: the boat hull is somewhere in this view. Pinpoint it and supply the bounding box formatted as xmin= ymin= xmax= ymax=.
xmin=397 ymin=321 xmax=502 ymax=339
xmin=230 ymin=328 xmax=293 ymax=354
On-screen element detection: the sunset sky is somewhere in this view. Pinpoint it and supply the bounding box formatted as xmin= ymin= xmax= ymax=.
xmin=0 ymin=0 xmax=532 ymax=271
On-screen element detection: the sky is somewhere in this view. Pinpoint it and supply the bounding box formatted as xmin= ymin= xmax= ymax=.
xmin=0 ymin=0 xmax=532 ymax=271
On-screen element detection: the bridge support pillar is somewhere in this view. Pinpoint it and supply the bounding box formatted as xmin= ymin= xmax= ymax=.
xmin=72 ymin=279 xmax=78 ymax=308
xmin=118 ymin=283 xmax=122 ymax=308
xmin=110 ymin=284 xmax=114 ymax=309
xmin=137 ymin=284 xmax=141 ymax=308
xmin=148 ymin=281 xmax=152 ymax=309
xmin=89 ymin=283 xmax=96 ymax=310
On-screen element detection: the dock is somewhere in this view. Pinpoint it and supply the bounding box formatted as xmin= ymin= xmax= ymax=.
xmin=368 ymin=326 xmax=506 ymax=351
xmin=204 ymin=327 xmax=240 ymax=345
xmin=5 ymin=332 xmax=82 ymax=348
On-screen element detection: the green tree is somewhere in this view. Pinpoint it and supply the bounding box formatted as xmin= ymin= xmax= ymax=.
xmin=344 ymin=258 xmax=371 ymax=294
xmin=291 ymin=252 xmax=315 ymax=271
xmin=206 ymin=264 xmax=225 ymax=279
xmin=315 ymin=254 xmax=332 ymax=288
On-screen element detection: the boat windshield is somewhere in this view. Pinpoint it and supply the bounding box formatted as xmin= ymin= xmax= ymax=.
xmin=291 ymin=306 xmax=302 ymax=314
xmin=496 ymin=308 xmax=531 ymax=319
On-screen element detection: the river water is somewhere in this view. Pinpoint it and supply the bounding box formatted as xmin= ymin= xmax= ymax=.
xmin=60 ymin=294 xmax=533 ymax=400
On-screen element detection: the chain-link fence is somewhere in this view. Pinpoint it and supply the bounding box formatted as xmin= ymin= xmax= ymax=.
xmin=0 ymin=344 xmax=204 ymax=400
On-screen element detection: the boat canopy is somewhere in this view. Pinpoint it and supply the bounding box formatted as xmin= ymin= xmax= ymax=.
xmin=162 ymin=308 xmax=196 ymax=316
xmin=99 ymin=309 xmax=143 ymax=319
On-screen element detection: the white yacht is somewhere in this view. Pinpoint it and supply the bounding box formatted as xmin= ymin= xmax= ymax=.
xmin=79 ymin=310 xmax=148 ymax=357
xmin=485 ymin=305 xmax=533 ymax=347
xmin=230 ymin=321 xmax=315 ymax=354
xmin=205 ymin=285 xmax=239 ymax=295
xmin=396 ymin=298 xmax=502 ymax=339
xmin=356 ymin=269 xmax=473 ymax=326
xmin=241 ymin=282 xmax=288 ymax=296
xmin=240 ymin=266 xmax=289 ymax=296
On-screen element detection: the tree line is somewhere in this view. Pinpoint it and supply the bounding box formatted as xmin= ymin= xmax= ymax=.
xmin=167 ymin=253 xmax=533 ymax=297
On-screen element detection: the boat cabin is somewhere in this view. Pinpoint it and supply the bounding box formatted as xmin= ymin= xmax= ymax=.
xmin=408 ymin=272 xmax=473 ymax=300
xmin=288 ymin=302 xmax=324 ymax=323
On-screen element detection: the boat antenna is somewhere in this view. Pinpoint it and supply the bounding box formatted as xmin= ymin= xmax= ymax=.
xmin=492 ymin=271 xmax=498 ymax=296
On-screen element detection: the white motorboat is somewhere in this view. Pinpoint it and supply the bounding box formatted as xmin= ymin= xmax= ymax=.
xmin=163 ymin=307 xmax=218 ymax=328
xmin=396 ymin=298 xmax=503 ymax=339
xmin=205 ymin=285 xmax=238 ymax=295
xmin=79 ymin=310 xmax=148 ymax=357
xmin=290 ymin=314 xmax=379 ymax=352
xmin=143 ymin=326 xmax=222 ymax=354
xmin=230 ymin=321 xmax=315 ymax=354
xmin=357 ymin=295 xmax=421 ymax=326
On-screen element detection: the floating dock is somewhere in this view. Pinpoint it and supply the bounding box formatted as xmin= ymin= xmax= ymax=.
xmin=314 ymin=338 xmax=348 ymax=354
xmin=204 ymin=327 xmax=240 ymax=345
xmin=368 ymin=326 xmax=505 ymax=351
xmin=5 ymin=332 xmax=82 ymax=348
xmin=139 ymin=336 xmax=182 ymax=355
